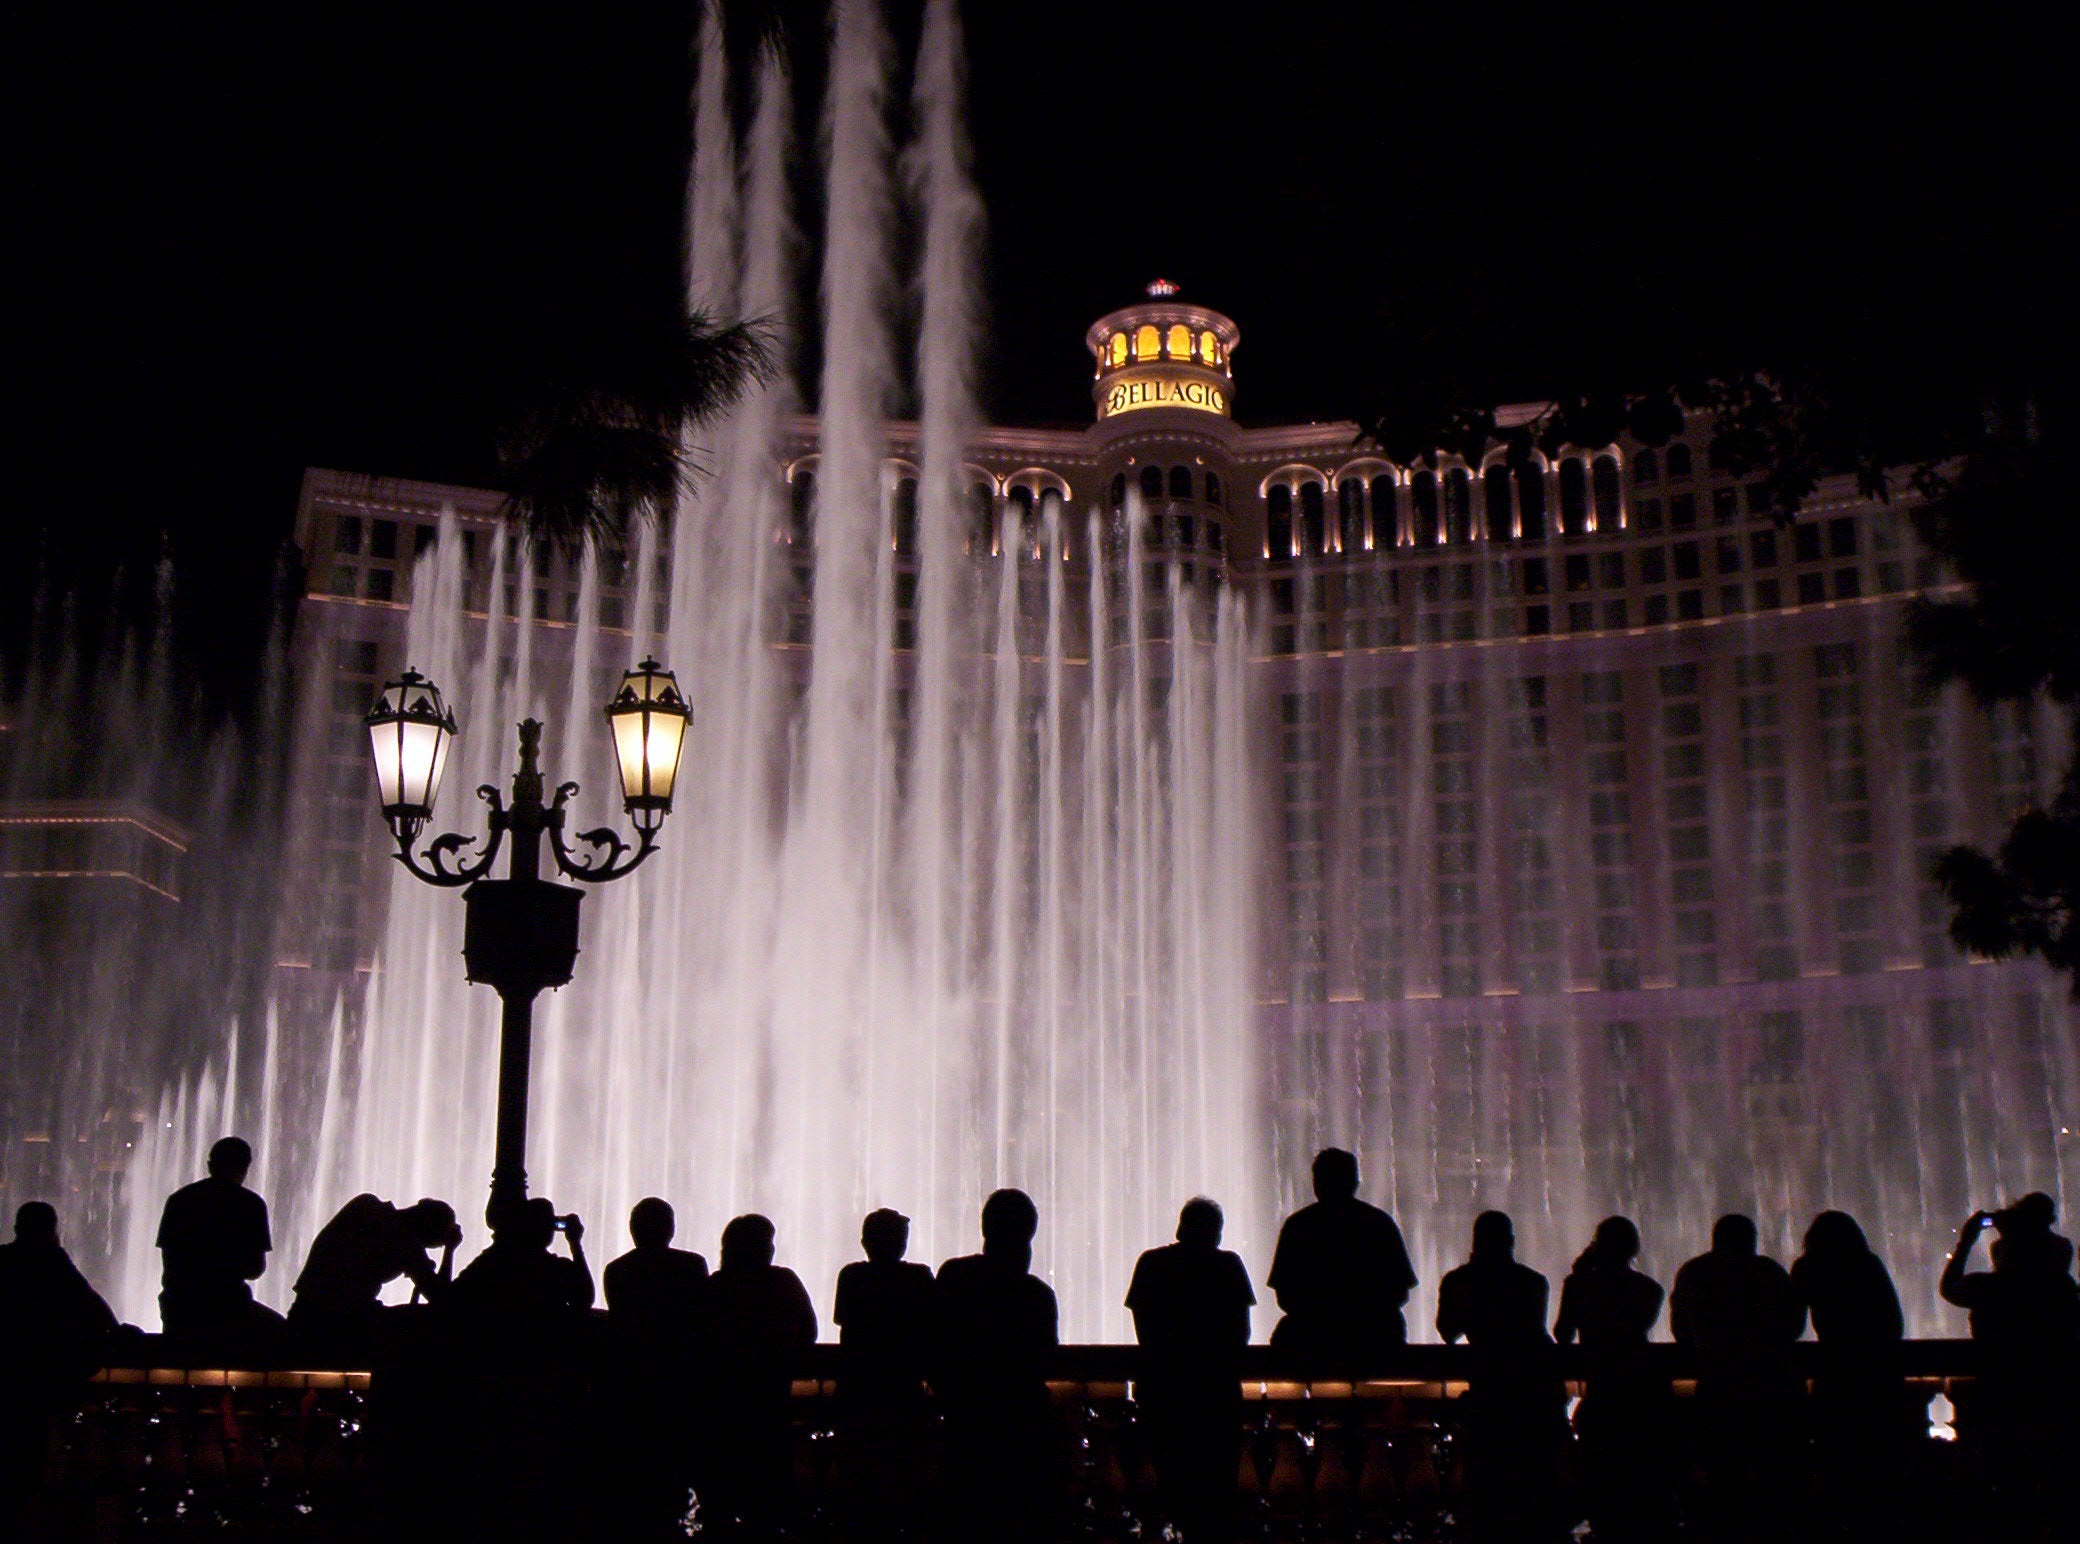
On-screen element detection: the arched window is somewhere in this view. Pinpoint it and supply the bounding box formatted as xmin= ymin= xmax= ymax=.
xmin=1267 ymin=485 xmax=1293 ymax=559
xmin=1559 ymin=459 xmax=1589 ymax=535
xmin=1633 ymin=447 xmax=1659 ymax=483
xmin=1483 ymin=465 xmax=1513 ymax=539
xmin=1169 ymin=465 xmax=1193 ymax=499
xmin=1140 ymin=464 xmax=1164 ymax=501
xmin=1200 ymin=330 xmax=1221 ymax=366
xmin=1299 ymin=481 xmax=1326 ymax=555
xmin=1444 ymin=468 xmax=1474 ymax=543
xmin=1167 ymin=324 xmax=1191 ymax=360
xmin=1369 ymin=475 xmax=1398 ymax=544
xmin=1592 ymin=456 xmax=1622 ymax=529
xmin=1666 ymin=442 xmax=1692 ymax=479
xmin=1039 ymin=490 xmax=1067 ymax=558
xmin=1109 ymin=333 xmax=1128 ymax=367
xmin=1205 ymin=471 xmax=1222 ymax=505
xmin=1411 ymin=470 xmax=1441 ymax=546
xmin=1110 ymin=471 xmax=1126 ymax=509
xmin=1516 ymin=462 xmax=1548 ymax=540
xmin=1135 ymin=324 xmax=1160 ymax=361
xmin=789 ymin=470 xmax=816 ymax=542
xmin=893 ymin=477 xmax=919 ymax=555
xmin=1338 ymin=480 xmax=1365 ymax=552
xmin=969 ymin=482 xmax=996 ymax=555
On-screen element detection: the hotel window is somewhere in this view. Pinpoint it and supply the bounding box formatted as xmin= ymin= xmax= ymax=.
xmin=1110 ymin=472 xmax=1126 ymax=508
xmin=1167 ymin=324 xmax=1191 ymax=359
xmin=969 ymin=482 xmax=994 ymax=554
xmin=1669 ymin=493 xmax=1696 ymax=530
xmin=1592 ymin=456 xmax=1622 ymax=528
xmin=893 ymin=478 xmax=919 ymax=555
xmin=1267 ymin=485 xmax=1293 ymax=558
xmin=1109 ymin=333 xmax=1128 ymax=367
xmin=1412 ymin=471 xmax=1441 ymax=545
xmin=1205 ymin=472 xmax=1222 ymax=505
xmin=369 ymin=519 xmax=398 ymax=560
xmin=790 ymin=470 xmax=817 ymax=542
xmin=1200 ymin=330 xmax=1221 ymax=365
xmin=1666 ymin=443 xmax=1693 ymax=478
xmin=1517 ymin=463 xmax=1549 ymax=540
xmin=1483 ymin=465 xmax=1513 ymax=538
xmin=1633 ymin=448 xmax=1659 ymax=483
xmin=1169 ymin=465 xmax=1193 ymax=499
xmin=335 ymin=515 xmax=364 ymax=555
xmin=1559 ymin=460 xmax=1589 ymax=534
xmin=1299 ymin=482 xmax=1327 ymax=554
xmin=1370 ymin=475 xmax=1399 ymax=543
xmin=1443 ymin=468 xmax=1474 ymax=543
xmin=1135 ymin=324 xmax=1160 ymax=361
xmin=1339 ymin=480 xmax=1365 ymax=551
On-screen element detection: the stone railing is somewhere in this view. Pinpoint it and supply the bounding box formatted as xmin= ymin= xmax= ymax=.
xmin=11 ymin=1338 xmax=1992 ymax=1541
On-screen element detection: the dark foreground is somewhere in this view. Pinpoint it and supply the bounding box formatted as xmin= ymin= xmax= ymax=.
xmin=6 ymin=1338 xmax=2069 ymax=1543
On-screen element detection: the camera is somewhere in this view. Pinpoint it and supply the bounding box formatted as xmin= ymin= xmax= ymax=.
xmin=552 ymin=1215 xmax=570 ymax=1232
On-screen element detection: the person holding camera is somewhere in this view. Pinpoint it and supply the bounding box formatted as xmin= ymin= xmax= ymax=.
xmin=449 ymin=1197 xmax=594 ymax=1350
xmin=1939 ymin=1192 xmax=2080 ymax=1514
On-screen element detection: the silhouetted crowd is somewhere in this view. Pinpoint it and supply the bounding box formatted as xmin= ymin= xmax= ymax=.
xmin=3 ymin=1138 xmax=2077 ymax=1542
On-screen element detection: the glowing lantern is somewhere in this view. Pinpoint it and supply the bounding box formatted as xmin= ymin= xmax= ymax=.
xmin=605 ymin=658 xmax=690 ymax=831
xmin=366 ymin=668 xmax=457 ymax=844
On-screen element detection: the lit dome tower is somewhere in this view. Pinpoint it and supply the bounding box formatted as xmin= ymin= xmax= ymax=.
xmin=1086 ymin=281 xmax=1240 ymax=430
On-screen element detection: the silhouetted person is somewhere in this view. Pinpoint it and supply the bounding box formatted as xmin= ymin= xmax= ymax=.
xmin=1671 ymin=1214 xmax=1805 ymax=1533
xmin=444 ymin=1198 xmax=594 ymax=1543
xmin=1939 ymin=1193 xmax=2080 ymax=1524
xmin=1266 ymin=1147 xmax=1415 ymax=1358
xmin=1127 ymin=1197 xmax=1254 ymax=1543
xmin=833 ymin=1208 xmax=936 ymax=1538
xmin=936 ymin=1189 xmax=1062 ymax=1541
xmin=155 ymin=1135 xmax=284 ymax=1354
xmin=601 ymin=1198 xmax=709 ymax=1541
xmin=702 ymin=1213 xmax=816 ymax=1540
xmin=1 ymin=1203 xmax=119 ymax=1534
xmin=1791 ymin=1211 xmax=1909 ymax=1526
xmin=288 ymin=1194 xmax=461 ymax=1360
xmin=1436 ymin=1211 xmax=1569 ymax=1543
xmin=1553 ymin=1216 xmax=1671 ymax=1543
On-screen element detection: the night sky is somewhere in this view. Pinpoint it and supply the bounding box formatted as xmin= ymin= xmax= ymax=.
xmin=9 ymin=3 xmax=2067 ymax=693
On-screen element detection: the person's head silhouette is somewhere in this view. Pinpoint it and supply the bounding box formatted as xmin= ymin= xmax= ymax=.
xmin=510 ymin=1197 xmax=558 ymax=1252
xmin=980 ymin=1188 xmax=1038 ymax=1266
xmin=401 ymin=1198 xmax=461 ymax=1250
xmin=1589 ymin=1215 xmax=1641 ymax=1267
xmin=861 ymin=1208 xmax=909 ymax=1263
xmin=1803 ymin=1210 xmax=1870 ymax=1260
xmin=1311 ymin=1147 xmax=1360 ymax=1202
xmin=1177 ymin=1197 xmax=1224 ymax=1249
xmin=13 ymin=1201 xmax=59 ymax=1247
xmin=630 ymin=1197 xmax=675 ymax=1250
xmin=722 ymin=1213 xmax=777 ymax=1270
xmin=1996 ymin=1192 xmax=2057 ymax=1237
xmin=207 ymin=1136 xmax=252 ymax=1183
xmin=1711 ymin=1214 xmax=1759 ymax=1256
xmin=1471 ymin=1210 xmax=1515 ymax=1261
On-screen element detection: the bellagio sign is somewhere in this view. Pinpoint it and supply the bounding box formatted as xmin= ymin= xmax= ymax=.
xmin=1100 ymin=369 xmax=1229 ymax=420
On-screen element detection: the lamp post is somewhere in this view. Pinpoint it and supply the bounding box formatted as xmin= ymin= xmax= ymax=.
xmin=365 ymin=660 xmax=689 ymax=1231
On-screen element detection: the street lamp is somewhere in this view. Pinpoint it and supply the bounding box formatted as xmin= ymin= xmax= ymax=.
xmin=365 ymin=658 xmax=690 ymax=1230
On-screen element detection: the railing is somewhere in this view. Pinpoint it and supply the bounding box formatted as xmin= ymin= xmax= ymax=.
xmin=12 ymin=1338 xmax=1995 ymax=1541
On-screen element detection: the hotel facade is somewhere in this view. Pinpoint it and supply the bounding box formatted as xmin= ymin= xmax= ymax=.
xmin=286 ymin=294 xmax=2079 ymax=1242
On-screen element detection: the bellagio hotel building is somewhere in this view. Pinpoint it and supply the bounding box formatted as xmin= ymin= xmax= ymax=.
xmin=288 ymin=289 xmax=2077 ymax=1213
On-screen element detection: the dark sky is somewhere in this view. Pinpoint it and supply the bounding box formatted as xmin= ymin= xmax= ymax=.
xmin=8 ymin=2 xmax=2067 ymax=683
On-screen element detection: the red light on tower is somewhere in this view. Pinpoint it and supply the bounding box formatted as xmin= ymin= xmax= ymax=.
xmin=1145 ymin=278 xmax=1179 ymax=297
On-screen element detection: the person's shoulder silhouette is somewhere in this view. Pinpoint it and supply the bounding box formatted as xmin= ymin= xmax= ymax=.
xmin=1554 ymin=1216 xmax=1663 ymax=1348
xmin=1790 ymin=1210 xmax=1902 ymax=1345
xmin=835 ymin=1208 xmax=934 ymax=1356
xmin=1267 ymin=1148 xmax=1415 ymax=1351
xmin=1671 ymin=1214 xmax=1803 ymax=1355
xmin=603 ymin=1197 xmax=708 ymax=1343
xmin=707 ymin=1213 xmax=816 ymax=1359
xmin=1437 ymin=1211 xmax=1551 ymax=1347
xmin=0 ymin=1202 xmax=117 ymax=1358
xmin=1127 ymin=1197 xmax=1254 ymax=1356
xmin=937 ymin=1188 xmax=1059 ymax=1368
